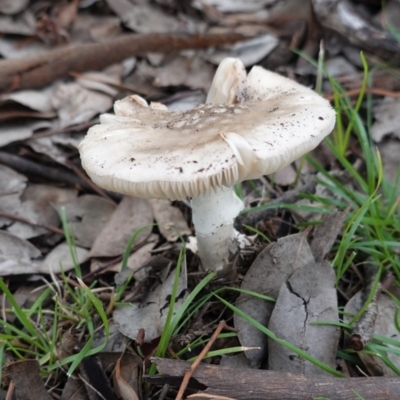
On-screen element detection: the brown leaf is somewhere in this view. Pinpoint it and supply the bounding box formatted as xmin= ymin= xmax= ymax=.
xmin=59 ymin=194 xmax=116 ymax=248
xmin=114 ymin=358 xmax=140 ymax=400
xmin=0 ymin=230 xmax=41 ymax=275
xmin=61 ymin=377 xmax=88 ymax=400
xmin=311 ymin=209 xmax=348 ymax=262
xmin=38 ymin=242 xmax=88 ymax=274
xmin=105 ymin=0 xmax=181 ymax=33
xmin=234 ymin=233 xmax=314 ymax=368
xmin=0 ymin=0 xmax=29 ymax=15
xmin=114 ymin=257 xmax=188 ymax=342
xmin=6 ymin=184 xmax=77 ymax=239
xmin=150 ymin=199 xmax=191 ymax=242
xmin=90 ymin=196 xmax=153 ymax=258
xmin=5 ymin=360 xmax=53 ymax=400
xmin=57 ymin=330 xmax=79 ymax=360
xmin=51 ymin=82 xmax=112 ymax=128
xmin=377 ymin=139 xmax=400 ymax=190
xmin=268 ymin=260 xmax=340 ymax=375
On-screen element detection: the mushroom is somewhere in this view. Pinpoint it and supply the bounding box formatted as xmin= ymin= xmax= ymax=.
xmin=78 ymin=58 xmax=335 ymax=274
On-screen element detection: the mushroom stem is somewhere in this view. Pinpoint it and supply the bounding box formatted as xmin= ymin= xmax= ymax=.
xmin=191 ymin=186 xmax=243 ymax=274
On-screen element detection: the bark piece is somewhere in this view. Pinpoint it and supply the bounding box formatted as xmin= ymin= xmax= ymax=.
xmin=149 ymin=357 xmax=400 ymax=400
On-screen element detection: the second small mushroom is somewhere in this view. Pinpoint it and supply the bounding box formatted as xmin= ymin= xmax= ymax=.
xmin=79 ymin=58 xmax=335 ymax=274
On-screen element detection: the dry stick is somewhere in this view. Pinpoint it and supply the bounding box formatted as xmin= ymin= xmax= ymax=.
xmin=151 ymin=357 xmax=400 ymax=400
xmin=0 ymin=151 xmax=120 ymax=200
xmin=0 ymin=32 xmax=251 ymax=93
xmin=65 ymin=160 xmax=115 ymax=203
xmin=0 ymin=151 xmax=83 ymax=187
xmin=175 ymin=321 xmax=228 ymax=400
xmin=0 ymin=210 xmax=64 ymax=235
xmin=81 ymin=236 xmax=152 ymax=281
xmin=5 ymin=381 xmax=14 ymax=400
xmin=28 ymin=119 xmax=97 ymax=141
xmin=325 ymin=87 xmax=400 ymax=101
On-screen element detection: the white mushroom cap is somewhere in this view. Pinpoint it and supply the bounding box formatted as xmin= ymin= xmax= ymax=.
xmin=79 ymin=59 xmax=335 ymax=201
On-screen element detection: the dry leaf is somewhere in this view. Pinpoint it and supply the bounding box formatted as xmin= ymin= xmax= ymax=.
xmin=234 ymin=233 xmax=314 ymax=367
xmin=204 ymin=33 xmax=278 ymax=66
xmin=6 ymin=184 xmax=77 ymax=239
xmin=0 ymin=120 xmax=52 ymax=147
xmin=377 ymin=139 xmax=400 ymax=189
xmin=38 ymin=242 xmax=88 ymax=274
xmin=273 ymin=164 xmax=297 ymax=186
xmin=371 ymin=97 xmax=400 ymax=142
xmin=1 ymin=86 xmax=55 ymax=113
xmin=61 ymin=377 xmax=88 ymax=400
xmin=311 ymin=209 xmax=348 ymax=262
xmin=5 ymin=360 xmax=53 ymax=400
xmin=114 ymin=358 xmax=140 ymax=400
xmin=114 ymin=258 xmax=188 ymax=342
xmin=0 ymin=230 xmax=41 ymax=275
xmin=0 ymin=11 xmax=35 ymax=35
xmin=268 ymin=260 xmax=340 ymax=375
xmin=90 ymin=196 xmax=153 ymax=258
xmin=75 ymin=64 xmax=124 ymax=96
xmin=59 ymin=194 xmax=116 ymax=248
xmin=0 ymin=0 xmax=30 ymax=15
xmin=29 ymin=131 xmax=84 ymax=165
xmin=0 ymin=165 xmax=27 ymax=227
xmin=51 ymin=82 xmax=112 ymax=128
xmin=153 ymin=55 xmax=215 ymax=92
xmin=193 ymin=0 xmax=276 ymax=13
xmin=91 ymin=235 xmax=158 ymax=273
xmin=105 ymin=0 xmax=181 ymax=33
xmin=150 ymin=199 xmax=191 ymax=242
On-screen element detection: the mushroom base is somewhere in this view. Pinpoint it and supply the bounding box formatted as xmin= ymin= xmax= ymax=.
xmin=191 ymin=186 xmax=244 ymax=274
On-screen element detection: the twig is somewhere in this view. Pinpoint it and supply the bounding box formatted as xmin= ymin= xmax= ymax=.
xmin=0 ymin=152 xmax=119 ymax=201
xmin=5 ymin=380 xmax=15 ymax=400
xmin=0 ymin=151 xmax=83 ymax=187
xmin=150 ymin=357 xmax=400 ymax=399
xmin=325 ymin=87 xmax=400 ymax=101
xmin=0 ymin=32 xmax=252 ymax=92
xmin=65 ymin=160 xmax=115 ymax=203
xmin=175 ymin=321 xmax=228 ymax=400
xmin=81 ymin=236 xmax=152 ymax=281
xmin=28 ymin=119 xmax=97 ymax=141
xmin=0 ymin=210 xmax=64 ymax=235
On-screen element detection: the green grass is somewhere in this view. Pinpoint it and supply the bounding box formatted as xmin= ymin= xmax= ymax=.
xmin=0 ymin=210 xmax=110 ymax=378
